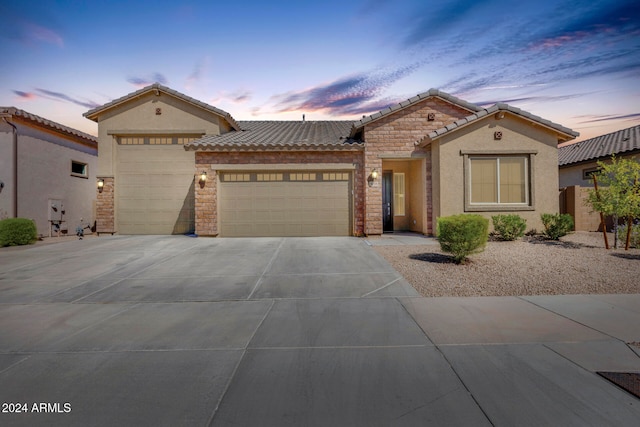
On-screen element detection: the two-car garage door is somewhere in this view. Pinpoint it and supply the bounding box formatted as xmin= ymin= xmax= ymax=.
xmin=219 ymin=171 xmax=351 ymax=237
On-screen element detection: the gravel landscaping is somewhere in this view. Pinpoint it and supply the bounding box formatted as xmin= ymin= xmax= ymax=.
xmin=374 ymin=232 xmax=640 ymax=297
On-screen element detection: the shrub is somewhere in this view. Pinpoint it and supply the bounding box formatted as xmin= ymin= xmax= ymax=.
xmin=437 ymin=214 xmax=489 ymax=264
xmin=617 ymin=222 xmax=640 ymax=248
xmin=0 ymin=218 xmax=38 ymax=247
xmin=540 ymin=213 xmax=574 ymax=240
xmin=491 ymin=214 xmax=527 ymax=241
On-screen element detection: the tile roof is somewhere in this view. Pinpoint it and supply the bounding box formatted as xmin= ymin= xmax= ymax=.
xmin=185 ymin=120 xmax=362 ymax=151
xmin=351 ymin=88 xmax=482 ymax=133
xmin=1 ymin=107 xmax=97 ymax=146
xmin=423 ymin=103 xmax=579 ymax=144
xmin=558 ymin=124 xmax=640 ymax=166
xmin=83 ymin=83 xmax=240 ymax=131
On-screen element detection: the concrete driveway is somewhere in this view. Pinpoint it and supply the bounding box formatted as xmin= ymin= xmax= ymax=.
xmin=1 ymin=236 xmax=640 ymax=426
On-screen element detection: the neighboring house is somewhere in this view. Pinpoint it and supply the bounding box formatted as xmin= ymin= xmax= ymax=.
xmin=84 ymin=83 xmax=577 ymax=237
xmin=0 ymin=107 xmax=98 ymax=236
xmin=558 ymin=124 xmax=640 ymax=231
xmin=559 ymin=124 xmax=640 ymax=188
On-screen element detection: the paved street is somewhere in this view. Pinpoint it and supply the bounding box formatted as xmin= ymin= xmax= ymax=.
xmin=1 ymin=236 xmax=639 ymax=426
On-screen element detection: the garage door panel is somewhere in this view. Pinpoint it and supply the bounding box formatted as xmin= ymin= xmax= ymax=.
xmin=219 ymin=174 xmax=350 ymax=237
xmin=116 ymin=146 xmax=194 ymax=235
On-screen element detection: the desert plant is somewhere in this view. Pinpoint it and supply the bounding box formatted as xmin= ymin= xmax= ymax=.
xmin=437 ymin=214 xmax=488 ymax=264
xmin=0 ymin=218 xmax=38 ymax=247
xmin=617 ymin=221 xmax=640 ymax=248
xmin=586 ymin=155 xmax=640 ymax=249
xmin=540 ymin=213 xmax=574 ymax=240
xmin=491 ymin=214 xmax=526 ymax=241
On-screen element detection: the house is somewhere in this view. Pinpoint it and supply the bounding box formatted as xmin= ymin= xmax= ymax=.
xmin=559 ymin=124 xmax=640 ymax=231
xmin=84 ymin=84 xmax=578 ymax=237
xmin=0 ymin=108 xmax=98 ymax=237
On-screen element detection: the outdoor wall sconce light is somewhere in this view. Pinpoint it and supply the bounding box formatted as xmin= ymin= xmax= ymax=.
xmin=368 ymin=168 xmax=379 ymax=187
xmin=199 ymin=171 xmax=207 ymax=188
xmin=97 ymin=179 xmax=104 ymax=193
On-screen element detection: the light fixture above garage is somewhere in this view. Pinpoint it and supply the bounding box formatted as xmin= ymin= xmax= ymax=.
xmin=97 ymin=178 xmax=104 ymax=193
xmin=199 ymin=171 xmax=207 ymax=188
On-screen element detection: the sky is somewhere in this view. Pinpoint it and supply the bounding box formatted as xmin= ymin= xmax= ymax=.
xmin=1 ymin=0 xmax=639 ymax=143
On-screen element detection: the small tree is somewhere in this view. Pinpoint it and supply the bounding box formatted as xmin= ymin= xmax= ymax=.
xmin=586 ymin=156 xmax=640 ymax=250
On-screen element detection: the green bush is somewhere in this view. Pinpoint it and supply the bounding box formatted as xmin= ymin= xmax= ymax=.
xmin=491 ymin=214 xmax=527 ymax=241
xmin=617 ymin=222 xmax=640 ymax=248
xmin=437 ymin=214 xmax=489 ymax=264
xmin=540 ymin=213 xmax=574 ymax=240
xmin=0 ymin=218 xmax=38 ymax=247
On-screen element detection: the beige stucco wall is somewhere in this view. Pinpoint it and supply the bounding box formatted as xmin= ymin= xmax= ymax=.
xmin=95 ymin=91 xmax=228 ymax=177
xmin=0 ymin=122 xmax=97 ymax=236
xmin=432 ymin=113 xmax=561 ymax=232
xmin=0 ymin=127 xmax=14 ymax=219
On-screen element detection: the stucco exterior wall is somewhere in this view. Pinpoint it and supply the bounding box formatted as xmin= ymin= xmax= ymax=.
xmin=0 ymin=122 xmax=97 ymax=236
xmin=194 ymin=151 xmax=365 ymax=236
xmin=95 ymin=91 xmax=227 ymax=177
xmin=0 ymin=127 xmax=14 ymax=219
xmin=433 ymin=114 xmax=560 ymax=231
xmin=559 ymin=161 xmax=600 ymax=188
xmin=363 ymin=97 xmax=473 ymax=235
xmin=92 ymin=92 xmax=231 ymax=234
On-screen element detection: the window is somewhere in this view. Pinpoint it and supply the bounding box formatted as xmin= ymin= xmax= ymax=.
xmin=256 ymin=173 xmax=283 ymax=182
xmin=290 ymin=173 xmax=317 ymax=181
xmin=222 ymin=173 xmax=250 ymax=182
xmin=469 ymin=156 xmax=528 ymax=205
xmin=393 ymin=173 xmax=405 ymax=216
xmin=71 ymin=161 xmax=88 ymax=178
xmin=322 ymin=172 xmax=349 ymax=181
xmin=149 ymin=137 xmax=173 ymax=145
xmin=118 ymin=136 xmax=199 ymax=145
xmin=582 ymin=167 xmax=600 ymax=180
xmin=119 ymin=137 xmax=145 ymax=145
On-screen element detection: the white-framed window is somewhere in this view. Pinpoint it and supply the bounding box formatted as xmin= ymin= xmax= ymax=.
xmin=393 ymin=173 xmax=405 ymax=216
xmin=469 ymin=156 xmax=529 ymax=205
xmin=71 ymin=160 xmax=88 ymax=178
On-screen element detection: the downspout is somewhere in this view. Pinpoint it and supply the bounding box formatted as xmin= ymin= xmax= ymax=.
xmin=1 ymin=114 xmax=18 ymax=217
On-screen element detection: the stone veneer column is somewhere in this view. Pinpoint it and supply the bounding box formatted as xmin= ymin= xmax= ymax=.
xmin=194 ymin=164 xmax=217 ymax=236
xmin=364 ymin=155 xmax=383 ymax=235
xmin=96 ymin=177 xmax=115 ymax=234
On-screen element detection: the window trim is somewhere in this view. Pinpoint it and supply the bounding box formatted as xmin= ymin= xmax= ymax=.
xmin=70 ymin=160 xmax=89 ymax=179
xmin=462 ymin=151 xmax=536 ymax=212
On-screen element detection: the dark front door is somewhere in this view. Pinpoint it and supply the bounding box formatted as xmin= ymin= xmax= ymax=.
xmin=382 ymin=171 xmax=393 ymax=232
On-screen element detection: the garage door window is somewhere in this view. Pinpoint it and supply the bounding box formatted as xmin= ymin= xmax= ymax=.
xmin=256 ymin=173 xmax=283 ymax=181
xmin=118 ymin=136 xmax=200 ymax=145
xmin=222 ymin=173 xmax=250 ymax=182
xmin=322 ymin=172 xmax=349 ymax=181
xmin=290 ymin=173 xmax=317 ymax=181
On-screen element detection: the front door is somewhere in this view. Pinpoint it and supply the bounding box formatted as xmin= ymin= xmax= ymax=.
xmin=382 ymin=171 xmax=393 ymax=232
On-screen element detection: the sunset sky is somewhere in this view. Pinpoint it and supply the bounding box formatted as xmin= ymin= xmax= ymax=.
xmin=1 ymin=0 xmax=639 ymax=142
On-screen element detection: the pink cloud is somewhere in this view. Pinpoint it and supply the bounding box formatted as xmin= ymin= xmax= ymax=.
xmin=13 ymin=90 xmax=37 ymax=101
xmin=24 ymin=22 xmax=63 ymax=47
